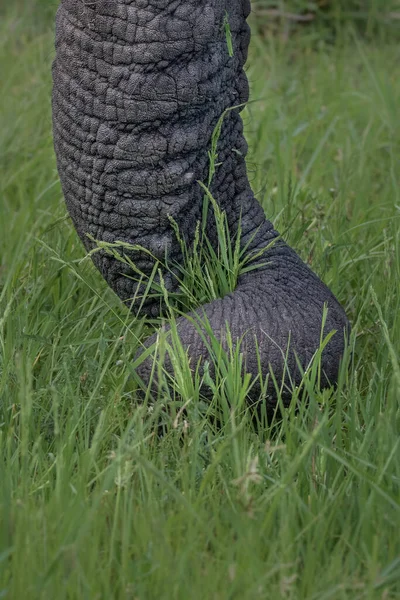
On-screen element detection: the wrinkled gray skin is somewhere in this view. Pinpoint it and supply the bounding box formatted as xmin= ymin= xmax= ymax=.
xmin=52 ymin=0 xmax=349 ymax=410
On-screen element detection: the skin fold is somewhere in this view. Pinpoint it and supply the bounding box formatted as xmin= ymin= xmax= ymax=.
xmin=52 ymin=0 xmax=350 ymax=410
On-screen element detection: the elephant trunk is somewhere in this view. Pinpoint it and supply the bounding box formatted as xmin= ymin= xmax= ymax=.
xmin=52 ymin=0 xmax=349 ymax=408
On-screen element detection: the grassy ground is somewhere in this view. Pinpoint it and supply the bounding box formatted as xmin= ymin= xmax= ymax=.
xmin=1 ymin=4 xmax=399 ymax=599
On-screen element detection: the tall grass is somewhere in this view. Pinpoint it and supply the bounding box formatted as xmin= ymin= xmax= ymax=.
xmin=252 ymin=0 xmax=400 ymax=41
xmin=0 ymin=4 xmax=399 ymax=599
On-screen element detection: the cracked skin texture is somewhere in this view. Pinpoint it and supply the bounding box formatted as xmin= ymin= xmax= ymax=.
xmin=52 ymin=0 xmax=349 ymax=409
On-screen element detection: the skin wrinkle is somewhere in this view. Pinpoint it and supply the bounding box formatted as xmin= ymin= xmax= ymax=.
xmin=61 ymin=2 xmax=219 ymax=64
xmin=52 ymin=0 xmax=350 ymax=408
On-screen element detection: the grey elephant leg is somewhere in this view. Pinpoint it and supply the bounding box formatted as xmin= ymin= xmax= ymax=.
xmin=52 ymin=0 xmax=349 ymax=409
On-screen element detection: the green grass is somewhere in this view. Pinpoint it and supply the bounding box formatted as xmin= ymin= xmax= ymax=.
xmin=252 ymin=0 xmax=400 ymax=40
xmin=1 ymin=4 xmax=400 ymax=599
